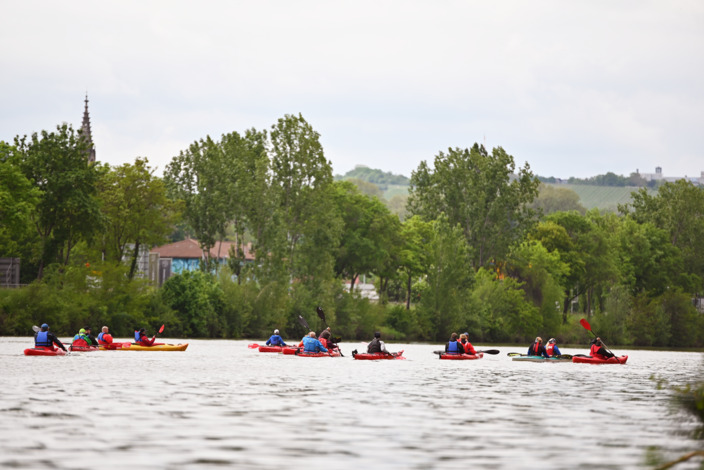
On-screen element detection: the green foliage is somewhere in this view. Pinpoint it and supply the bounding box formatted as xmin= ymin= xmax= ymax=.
xmin=471 ymin=268 xmax=541 ymax=342
xmin=159 ymin=271 xmax=225 ymax=338
xmin=408 ymin=143 xmax=540 ymax=269
xmin=12 ymin=124 xmax=102 ymax=279
xmin=0 ymin=263 xmax=154 ymax=337
xmin=336 ymin=165 xmax=410 ymax=187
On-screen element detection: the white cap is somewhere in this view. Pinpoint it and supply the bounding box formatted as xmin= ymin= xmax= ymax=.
xmin=274 ymin=329 xmax=279 ymax=334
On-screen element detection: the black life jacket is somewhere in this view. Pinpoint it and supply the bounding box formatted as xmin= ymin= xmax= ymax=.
xmin=367 ymin=337 xmax=382 ymax=353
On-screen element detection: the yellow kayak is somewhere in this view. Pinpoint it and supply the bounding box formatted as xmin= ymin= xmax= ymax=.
xmin=121 ymin=343 xmax=189 ymax=351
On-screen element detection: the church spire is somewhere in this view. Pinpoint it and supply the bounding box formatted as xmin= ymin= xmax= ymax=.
xmin=80 ymin=93 xmax=96 ymax=163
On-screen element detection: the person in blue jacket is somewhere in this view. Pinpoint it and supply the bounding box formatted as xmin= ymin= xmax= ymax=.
xmin=302 ymin=332 xmax=328 ymax=353
xmin=34 ymin=324 xmax=67 ymax=352
xmin=266 ymin=329 xmax=286 ymax=347
xmin=444 ymin=332 xmax=464 ymax=354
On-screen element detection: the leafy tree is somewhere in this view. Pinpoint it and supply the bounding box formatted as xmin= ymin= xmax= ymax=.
xmin=621 ymin=180 xmax=704 ymax=292
xmin=95 ymin=158 xmax=180 ymax=279
xmin=12 ymin=124 xmax=102 ymax=279
xmin=345 ymin=178 xmax=385 ymax=200
xmin=530 ymin=184 xmax=586 ymax=215
xmin=165 ymin=136 xmax=231 ymax=268
xmin=160 ymin=271 xmax=225 ymax=337
xmin=0 ymin=143 xmax=40 ymax=256
xmin=266 ymin=114 xmax=340 ymax=293
xmin=397 ymin=216 xmax=433 ymax=309
xmin=531 ymin=211 xmax=618 ymax=322
xmin=471 ymin=268 xmax=541 ymax=342
xmin=331 ymin=181 xmax=401 ymax=293
xmin=408 ymin=144 xmax=540 ymax=269
xmin=415 ymin=215 xmax=475 ymax=341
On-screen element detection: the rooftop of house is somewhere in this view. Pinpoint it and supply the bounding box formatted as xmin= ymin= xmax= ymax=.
xmin=150 ymin=238 xmax=255 ymax=261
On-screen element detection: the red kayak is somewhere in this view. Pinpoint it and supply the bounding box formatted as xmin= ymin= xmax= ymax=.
xmin=353 ymin=350 xmax=405 ymax=360
xmin=283 ymin=348 xmax=341 ymax=357
xmin=258 ymin=345 xmax=297 ymax=353
xmin=438 ymin=352 xmax=484 ymax=360
xmin=572 ymin=355 xmax=628 ymax=364
xmin=99 ymin=342 xmax=132 ymax=350
xmin=24 ymin=347 xmax=67 ymax=356
xmin=69 ymin=344 xmax=100 ymax=352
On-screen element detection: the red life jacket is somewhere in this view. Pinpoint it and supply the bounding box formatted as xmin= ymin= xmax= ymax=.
xmin=72 ymin=338 xmax=89 ymax=347
xmin=590 ymin=343 xmax=606 ymax=359
xmin=546 ymin=343 xmax=555 ymax=356
xmin=463 ymin=341 xmax=477 ymax=354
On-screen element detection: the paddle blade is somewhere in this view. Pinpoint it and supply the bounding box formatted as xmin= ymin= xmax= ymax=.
xmin=158 ymin=324 xmax=165 ymax=334
xmin=579 ymin=318 xmax=592 ymax=332
xmin=297 ymin=315 xmax=310 ymax=330
xmin=316 ymin=306 xmax=326 ymax=322
xmin=507 ymin=352 xmax=523 ymax=357
xmin=32 ymin=325 xmax=40 ymax=333
xmin=478 ymin=349 xmax=500 ymax=355
xmin=247 ymin=343 xmax=259 ymax=349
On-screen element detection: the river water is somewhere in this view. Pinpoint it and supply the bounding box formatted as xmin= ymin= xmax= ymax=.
xmin=0 ymin=337 xmax=702 ymax=469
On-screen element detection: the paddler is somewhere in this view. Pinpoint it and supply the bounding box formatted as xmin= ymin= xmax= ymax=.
xmin=589 ymin=337 xmax=615 ymax=360
xmin=367 ymin=331 xmax=389 ymax=354
xmin=545 ymin=338 xmax=562 ymax=357
xmin=134 ymin=327 xmax=156 ymax=346
xmin=72 ymin=328 xmax=91 ymax=347
xmin=266 ymin=329 xmax=287 ymax=347
xmin=34 ymin=323 xmax=67 ymax=352
xmin=444 ymin=332 xmax=464 ymax=355
xmin=459 ymin=332 xmax=477 ymax=355
xmin=302 ymin=331 xmax=328 ymax=353
xmin=83 ymin=327 xmax=99 ymax=346
xmin=97 ymin=326 xmax=113 ymax=345
xmin=527 ymin=337 xmax=549 ymax=357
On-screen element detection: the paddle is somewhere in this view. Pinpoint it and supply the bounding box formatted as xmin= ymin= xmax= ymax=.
xmin=314 ymin=307 xmax=343 ymax=356
xmin=579 ymin=318 xmax=621 ymax=363
xmin=316 ymin=306 xmax=328 ymax=327
xmin=248 ymin=343 xmax=259 ymax=349
xmin=297 ymin=314 xmax=311 ymax=331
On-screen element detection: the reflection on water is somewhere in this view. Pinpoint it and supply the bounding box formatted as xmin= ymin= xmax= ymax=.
xmin=0 ymin=338 xmax=701 ymax=469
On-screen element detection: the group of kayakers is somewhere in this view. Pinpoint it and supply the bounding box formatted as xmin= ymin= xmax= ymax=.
xmin=445 ymin=332 xmax=478 ymax=355
xmin=33 ymin=323 xmax=160 ymax=350
xmin=266 ymin=327 xmax=394 ymax=355
xmin=526 ymin=336 xmax=562 ymax=358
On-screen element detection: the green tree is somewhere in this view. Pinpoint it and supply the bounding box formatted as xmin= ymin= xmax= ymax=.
xmin=12 ymin=124 xmax=102 ymax=279
xmin=165 ymin=136 xmax=232 ymax=269
xmin=408 ymin=144 xmax=540 ymax=269
xmin=0 ymin=143 xmax=40 ymax=256
xmin=621 ymin=180 xmax=704 ymax=292
xmin=95 ymin=158 xmax=180 ymax=279
xmin=331 ymin=181 xmax=401 ymax=293
xmin=415 ymin=215 xmax=475 ymax=341
xmin=398 ymin=216 xmax=433 ymax=310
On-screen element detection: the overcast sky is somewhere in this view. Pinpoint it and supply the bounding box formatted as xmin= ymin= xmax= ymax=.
xmin=2 ymin=1 xmax=702 ymax=179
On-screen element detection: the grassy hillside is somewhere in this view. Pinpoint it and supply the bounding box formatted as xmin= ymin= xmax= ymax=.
xmin=553 ymin=184 xmax=654 ymax=212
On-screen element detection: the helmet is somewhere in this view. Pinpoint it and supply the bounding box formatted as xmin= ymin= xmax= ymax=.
xmin=548 ymin=338 xmax=556 ymax=343
xmin=79 ymin=328 xmax=86 ymax=334
xmin=41 ymin=323 xmax=49 ymax=329
xmin=274 ymin=329 xmax=279 ymax=334
xmin=463 ymin=332 xmax=470 ymax=336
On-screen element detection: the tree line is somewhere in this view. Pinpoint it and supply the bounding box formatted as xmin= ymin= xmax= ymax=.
xmin=1 ymin=115 xmax=703 ymax=347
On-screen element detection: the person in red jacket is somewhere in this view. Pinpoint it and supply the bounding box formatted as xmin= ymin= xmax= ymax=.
xmin=590 ymin=337 xmax=615 ymax=359
xmin=459 ymin=332 xmax=477 ymax=355
xmin=134 ymin=328 xmax=156 ymax=346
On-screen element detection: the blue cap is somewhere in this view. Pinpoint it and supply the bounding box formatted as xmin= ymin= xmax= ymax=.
xmin=41 ymin=323 xmax=49 ymax=328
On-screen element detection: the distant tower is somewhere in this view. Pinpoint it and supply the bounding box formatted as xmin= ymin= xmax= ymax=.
xmin=80 ymin=94 xmax=96 ymax=163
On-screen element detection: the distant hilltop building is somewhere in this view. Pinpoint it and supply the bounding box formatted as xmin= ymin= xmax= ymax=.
xmin=636 ymin=167 xmax=704 ymax=185
xmin=79 ymin=94 xmax=96 ymax=163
